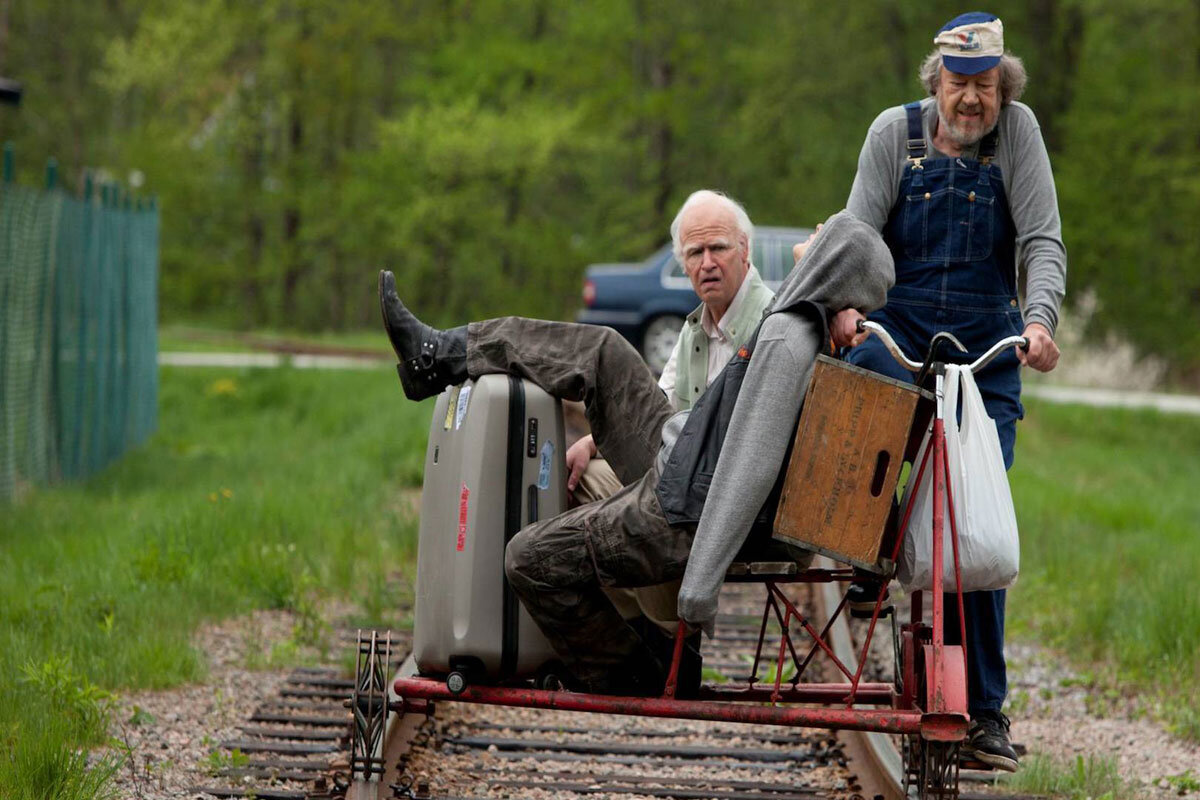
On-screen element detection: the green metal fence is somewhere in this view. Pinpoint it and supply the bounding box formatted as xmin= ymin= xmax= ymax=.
xmin=1 ymin=145 xmax=160 ymax=500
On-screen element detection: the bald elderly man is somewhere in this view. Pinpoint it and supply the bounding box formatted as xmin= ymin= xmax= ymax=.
xmin=568 ymin=191 xmax=777 ymax=641
xmin=380 ymin=200 xmax=894 ymax=698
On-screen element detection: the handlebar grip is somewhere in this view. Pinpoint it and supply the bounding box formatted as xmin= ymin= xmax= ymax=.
xmin=855 ymin=319 xmax=866 ymax=333
xmin=1018 ymin=337 xmax=1029 ymax=352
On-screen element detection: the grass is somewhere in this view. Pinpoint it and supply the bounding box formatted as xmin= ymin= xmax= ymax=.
xmin=2 ymin=365 xmax=1199 ymax=798
xmin=1008 ymin=400 xmax=1200 ymax=739
xmin=158 ymin=322 xmax=393 ymax=355
xmin=1000 ymin=752 xmax=1140 ymax=800
xmin=0 ymin=365 xmax=432 ymax=798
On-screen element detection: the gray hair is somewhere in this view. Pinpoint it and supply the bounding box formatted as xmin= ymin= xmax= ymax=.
xmin=670 ymin=189 xmax=754 ymax=263
xmin=918 ymin=49 xmax=1028 ymax=105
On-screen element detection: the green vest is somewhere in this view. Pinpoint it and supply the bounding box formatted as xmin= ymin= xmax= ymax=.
xmin=672 ymin=266 xmax=774 ymax=411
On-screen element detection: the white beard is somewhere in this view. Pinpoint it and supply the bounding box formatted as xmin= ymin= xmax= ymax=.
xmin=937 ymin=104 xmax=998 ymax=148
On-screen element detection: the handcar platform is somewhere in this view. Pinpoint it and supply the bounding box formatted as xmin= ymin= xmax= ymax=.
xmin=359 ymin=324 xmax=1032 ymax=800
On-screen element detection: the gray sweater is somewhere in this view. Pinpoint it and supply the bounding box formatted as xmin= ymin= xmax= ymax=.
xmin=674 ymin=211 xmax=895 ymax=633
xmin=846 ymin=98 xmax=1066 ymax=335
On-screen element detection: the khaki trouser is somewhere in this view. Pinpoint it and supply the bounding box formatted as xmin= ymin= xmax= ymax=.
xmin=468 ymin=317 xmax=687 ymax=686
xmin=576 ymin=458 xmax=683 ymax=636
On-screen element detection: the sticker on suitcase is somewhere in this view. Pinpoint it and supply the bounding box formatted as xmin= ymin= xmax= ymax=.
xmin=454 ymin=385 xmax=472 ymax=429
xmin=457 ymin=483 xmax=470 ymax=552
xmin=443 ymin=386 xmax=460 ymax=430
xmin=537 ymin=440 xmax=554 ymax=490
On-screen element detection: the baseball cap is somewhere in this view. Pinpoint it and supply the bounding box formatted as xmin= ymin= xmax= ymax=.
xmin=934 ymin=12 xmax=1004 ymax=75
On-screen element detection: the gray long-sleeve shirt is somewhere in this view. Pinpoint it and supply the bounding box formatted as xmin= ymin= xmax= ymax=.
xmin=846 ymin=98 xmax=1066 ymax=335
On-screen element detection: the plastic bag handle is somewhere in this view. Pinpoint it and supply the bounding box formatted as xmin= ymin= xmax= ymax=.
xmin=956 ymin=368 xmax=990 ymax=439
xmin=942 ymin=365 xmax=962 ymax=437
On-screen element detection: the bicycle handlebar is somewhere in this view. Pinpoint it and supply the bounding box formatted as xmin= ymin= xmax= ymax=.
xmin=856 ymin=320 xmax=923 ymax=371
xmin=855 ymin=319 xmax=1028 ymax=375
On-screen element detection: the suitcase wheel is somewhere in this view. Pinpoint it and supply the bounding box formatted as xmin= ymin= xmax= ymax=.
xmin=446 ymin=671 xmax=468 ymax=695
xmin=535 ymin=661 xmax=572 ymax=692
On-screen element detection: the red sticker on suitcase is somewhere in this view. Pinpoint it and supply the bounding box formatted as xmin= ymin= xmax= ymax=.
xmin=456 ymin=483 xmax=470 ymax=552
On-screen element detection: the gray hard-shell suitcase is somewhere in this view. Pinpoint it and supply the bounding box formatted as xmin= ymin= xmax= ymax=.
xmin=412 ymin=374 xmax=565 ymax=682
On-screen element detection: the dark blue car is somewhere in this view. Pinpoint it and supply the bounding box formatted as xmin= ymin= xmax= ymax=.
xmin=576 ymin=226 xmax=815 ymax=373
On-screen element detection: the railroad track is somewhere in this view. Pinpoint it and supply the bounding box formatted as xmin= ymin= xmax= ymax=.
xmin=186 ymin=631 xmax=407 ymax=800
xmin=380 ymin=580 xmax=898 ymax=800
xmin=191 ymin=574 xmax=1014 ymax=800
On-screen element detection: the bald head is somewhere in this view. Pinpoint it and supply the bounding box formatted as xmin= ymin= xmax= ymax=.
xmin=670 ymin=190 xmax=753 ymax=263
xmin=670 ymin=190 xmax=754 ymax=322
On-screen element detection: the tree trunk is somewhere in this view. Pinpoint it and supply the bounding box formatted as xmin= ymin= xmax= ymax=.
xmin=0 ymin=0 xmax=11 ymax=74
xmin=633 ymin=0 xmax=674 ymax=228
xmin=282 ymin=109 xmax=303 ymax=322
xmin=499 ymin=2 xmax=547 ymax=285
xmin=1027 ymin=0 xmax=1084 ymax=153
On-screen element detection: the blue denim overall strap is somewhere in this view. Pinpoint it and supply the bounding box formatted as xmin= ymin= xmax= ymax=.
xmin=845 ymin=101 xmax=1018 ymax=715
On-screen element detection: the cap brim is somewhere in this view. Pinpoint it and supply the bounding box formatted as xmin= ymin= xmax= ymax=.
xmin=942 ymin=54 xmax=1001 ymax=75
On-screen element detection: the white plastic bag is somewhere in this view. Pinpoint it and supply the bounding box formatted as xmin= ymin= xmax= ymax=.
xmin=897 ymin=365 xmax=1020 ymax=592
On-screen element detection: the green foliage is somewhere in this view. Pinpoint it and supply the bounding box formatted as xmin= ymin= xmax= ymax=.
xmin=1010 ymin=399 xmax=1200 ymax=739
xmin=1164 ymin=770 xmax=1200 ymax=795
xmin=1002 ymin=752 xmax=1141 ymax=800
xmin=0 ymin=718 xmax=121 ymax=800
xmin=5 ymin=0 xmax=1194 ymax=372
xmin=18 ymin=657 xmax=114 ymax=743
xmin=199 ymin=747 xmax=249 ymax=778
xmin=127 ymin=706 xmax=156 ymax=728
xmin=1054 ymin=1 xmax=1200 ymax=375
xmin=0 ymin=365 xmax=426 ymax=798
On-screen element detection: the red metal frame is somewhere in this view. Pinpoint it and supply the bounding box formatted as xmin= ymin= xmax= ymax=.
xmin=390 ymin=678 xmax=925 ymax=735
xmin=394 ymin=380 xmax=970 ymax=743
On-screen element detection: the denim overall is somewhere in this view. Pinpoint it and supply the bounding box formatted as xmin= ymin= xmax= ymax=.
xmin=846 ymin=102 xmax=1023 ymax=714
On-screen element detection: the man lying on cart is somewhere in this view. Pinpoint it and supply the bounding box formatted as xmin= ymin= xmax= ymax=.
xmin=380 ymin=199 xmax=891 ymax=699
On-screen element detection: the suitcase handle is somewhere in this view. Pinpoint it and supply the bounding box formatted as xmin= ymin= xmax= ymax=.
xmin=527 ymin=485 xmax=538 ymax=524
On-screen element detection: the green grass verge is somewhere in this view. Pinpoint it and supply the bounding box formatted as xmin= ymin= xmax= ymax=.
xmin=0 ymin=366 xmax=431 ymax=798
xmin=158 ymin=323 xmax=393 ymax=355
xmin=1009 ymin=400 xmax=1200 ymax=739
xmin=999 ymin=752 xmax=1140 ymax=800
xmin=3 ymin=371 xmax=1199 ymax=797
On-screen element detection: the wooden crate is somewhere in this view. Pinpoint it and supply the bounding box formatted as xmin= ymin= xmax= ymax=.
xmin=772 ymin=355 xmax=928 ymax=573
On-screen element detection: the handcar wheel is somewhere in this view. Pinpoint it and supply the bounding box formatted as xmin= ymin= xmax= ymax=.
xmin=641 ymin=315 xmax=685 ymax=375
xmin=903 ymin=730 xmax=961 ymax=800
xmin=350 ymin=631 xmax=392 ymax=782
xmin=915 ymin=740 xmax=960 ymax=800
xmin=900 ymin=640 xmax=961 ymax=800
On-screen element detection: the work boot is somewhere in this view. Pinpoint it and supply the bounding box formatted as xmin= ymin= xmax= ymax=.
xmin=963 ymin=710 xmax=1019 ymax=772
xmin=846 ymin=578 xmax=892 ymax=619
xmin=378 ymin=270 xmax=467 ymax=400
xmin=586 ymin=654 xmax=667 ymax=698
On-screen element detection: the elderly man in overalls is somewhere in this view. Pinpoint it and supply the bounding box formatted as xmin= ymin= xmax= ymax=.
xmin=835 ymin=12 xmax=1065 ymax=772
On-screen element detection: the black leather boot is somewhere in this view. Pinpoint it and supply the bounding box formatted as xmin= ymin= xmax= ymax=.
xmin=586 ymin=651 xmax=667 ymax=698
xmin=378 ymin=270 xmax=467 ymax=400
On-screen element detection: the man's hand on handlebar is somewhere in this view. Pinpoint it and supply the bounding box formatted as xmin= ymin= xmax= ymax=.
xmin=1018 ymin=322 xmax=1059 ymax=372
xmin=831 ymin=308 xmax=868 ymax=349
